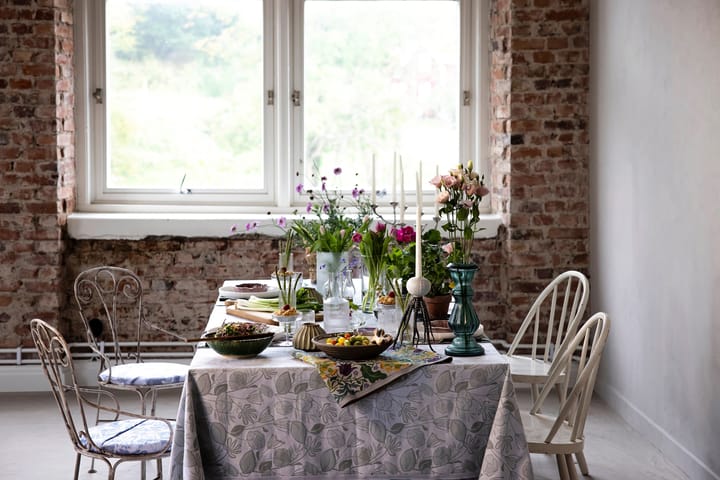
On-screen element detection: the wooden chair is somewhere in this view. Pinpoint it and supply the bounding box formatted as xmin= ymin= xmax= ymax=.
xmin=506 ymin=270 xmax=590 ymax=405
xmin=30 ymin=319 xmax=174 ymax=480
xmin=520 ymin=312 xmax=611 ymax=480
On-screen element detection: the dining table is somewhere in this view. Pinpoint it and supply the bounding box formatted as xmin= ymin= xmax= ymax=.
xmin=169 ymin=292 xmax=534 ymax=480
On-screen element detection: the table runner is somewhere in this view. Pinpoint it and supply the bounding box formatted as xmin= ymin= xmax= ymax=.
xmin=292 ymin=346 xmax=452 ymax=407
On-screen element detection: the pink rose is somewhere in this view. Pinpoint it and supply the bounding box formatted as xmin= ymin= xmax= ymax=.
xmin=436 ymin=191 xmax=450 ymax=204
xmin=429 ymin=175 xmax=443 ymax=188
xmin=442 ymin=175 xmax=458 ymax=188
xmin=442 ymin=243 xmax=454 ymax=255
xmin=465 ymin=183 xmax=489 ymax=197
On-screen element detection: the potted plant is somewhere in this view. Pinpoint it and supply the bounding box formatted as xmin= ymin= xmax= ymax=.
xmin=420 ymin=228 xmax=452 ymax=320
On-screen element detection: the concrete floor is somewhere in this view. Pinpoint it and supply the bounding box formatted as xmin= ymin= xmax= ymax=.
xmin=0 ymin=389 xmax=689 ymax=480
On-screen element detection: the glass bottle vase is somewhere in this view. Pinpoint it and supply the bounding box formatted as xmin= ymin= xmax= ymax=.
xmin=445 ymin=263 xmax=485 ymax=356
xmin=321 ymin=253 xmax=350 ymax=333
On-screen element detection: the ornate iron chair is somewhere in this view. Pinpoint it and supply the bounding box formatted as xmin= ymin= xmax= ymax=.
xmin=520 ymin=312 xmax=611 ymax=479
xmin=30 ymin=319 xmax=174 ymax=480
xmin=506 ymin=270 xmax=590 ymax=406
xmin=74 ymin=266 xmax=189 ymax=416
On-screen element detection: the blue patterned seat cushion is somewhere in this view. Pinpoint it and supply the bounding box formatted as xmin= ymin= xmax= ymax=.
xmin=82 ymin=418 xmax=174 ymax=456
xmin=99 ymin=362 xmax=188 ymax=386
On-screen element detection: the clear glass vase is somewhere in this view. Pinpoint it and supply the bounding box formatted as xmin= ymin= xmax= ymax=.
xmin=360 ymin=255 xmax=384 ymax=314
xmin=316 ymin=251 xmax=349 ymax=296
xmin=321 ymin=253 xmax=350 ymax=333
xmin=445 ymin=263 xmax=485 ymax=356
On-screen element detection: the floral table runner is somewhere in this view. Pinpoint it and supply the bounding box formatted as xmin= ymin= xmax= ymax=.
xmin=292 ymin=346 xmax=452 ymax=407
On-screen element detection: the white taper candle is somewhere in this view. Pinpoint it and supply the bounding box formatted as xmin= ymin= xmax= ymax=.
xmin=415 ymin=163 xmax=422 ymax=277
xmin=399 ymin=156 xmax=405 ymax=224
xmin=371 ymin=154 xmax=376 ymax=205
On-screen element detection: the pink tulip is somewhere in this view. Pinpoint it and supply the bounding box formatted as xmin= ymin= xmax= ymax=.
xmin=352 ymin=232 xmax=363 ymax=243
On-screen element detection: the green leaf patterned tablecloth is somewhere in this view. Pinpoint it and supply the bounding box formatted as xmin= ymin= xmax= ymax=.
xmin=170 ymin=343 xmax=533 ymax=480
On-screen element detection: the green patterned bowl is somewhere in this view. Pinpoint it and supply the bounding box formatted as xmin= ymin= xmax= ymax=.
xmin=203 ymin=332 xmax=274 ymax=358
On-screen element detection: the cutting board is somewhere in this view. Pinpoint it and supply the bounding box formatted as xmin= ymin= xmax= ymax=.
xmin=226 ymin=305 xmax=324 ymax=326
xmin=226 ymin=306 xmax=278 ymax=326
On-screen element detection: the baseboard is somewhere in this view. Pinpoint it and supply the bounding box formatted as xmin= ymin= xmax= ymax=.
xmin=596 ymin=380 xmax=719 ymax=480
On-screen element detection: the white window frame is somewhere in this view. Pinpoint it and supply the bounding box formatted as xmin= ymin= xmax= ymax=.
xmin=70 ymin=0 xmax=495 ymax=237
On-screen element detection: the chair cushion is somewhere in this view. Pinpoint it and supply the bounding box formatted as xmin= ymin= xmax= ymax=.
xmin=99 ymin=362 xmax=188 ymax=386
xmin=82 ymin=418 xmax=174 ymax=456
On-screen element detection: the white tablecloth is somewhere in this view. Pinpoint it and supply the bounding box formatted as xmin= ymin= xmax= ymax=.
xmin=170 ymin=307 xmax=533 ymax=480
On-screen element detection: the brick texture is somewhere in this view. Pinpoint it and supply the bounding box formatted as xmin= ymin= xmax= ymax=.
xmin=1 ymin=0 xmax=73 ymax=347
xmin=0 ymin=0 xmax=590 ymax=350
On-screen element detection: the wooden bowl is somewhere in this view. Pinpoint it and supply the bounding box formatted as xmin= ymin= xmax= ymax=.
xmin=312 ymin=332 xmax=393 ymax=360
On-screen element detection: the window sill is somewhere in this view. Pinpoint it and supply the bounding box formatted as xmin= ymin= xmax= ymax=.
xmin=67 ymin=213 xmax=503 ymax=240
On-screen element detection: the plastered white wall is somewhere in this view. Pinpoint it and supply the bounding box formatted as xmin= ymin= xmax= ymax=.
xmin=590 ymin=0 xmax=720 ymax=478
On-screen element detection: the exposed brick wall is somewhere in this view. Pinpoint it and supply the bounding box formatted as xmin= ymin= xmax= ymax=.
xmin=492 ymin=0 xmax=591 ymax=340
xmin=0 ymin=0 xmax=73 ymax=346
xmin=0 ymin=0 xmax=589 ymax=350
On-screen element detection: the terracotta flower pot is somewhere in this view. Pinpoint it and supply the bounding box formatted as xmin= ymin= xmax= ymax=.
xmin=423 ymin=294 xmax=452 ymax=320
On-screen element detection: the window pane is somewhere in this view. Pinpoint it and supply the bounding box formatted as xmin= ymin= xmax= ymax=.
xmin=106 ymin=0 xmax=264 ymax=190
xmin=304 ymin=0 xmax=459 ymax=193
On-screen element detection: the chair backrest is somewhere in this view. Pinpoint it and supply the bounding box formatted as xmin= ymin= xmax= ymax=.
xmin=74 ymin=266 xmax=145 ymax=366
xmin=30 ymin=319 xmax=96 ymax=452
xmin=530 ymin=312 xmax=611 ymax=443
xmin=507 ymin=270 xmax=590 ymax=362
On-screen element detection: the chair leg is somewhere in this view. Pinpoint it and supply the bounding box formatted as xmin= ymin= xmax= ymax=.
xmin=565 ymin=454 xmax=579 ymax=480
xmin=556 ymin=454 xmax=570 ymax=480
xmin=155 ymin=457 xmax=163 ymax=479
xmin=74 ymin=453 xmax=81 ymax=480
xmin=531 ymin=384 xmax=541 ymax=412
xmin=575 ymin=450 xmax=589 ymax=475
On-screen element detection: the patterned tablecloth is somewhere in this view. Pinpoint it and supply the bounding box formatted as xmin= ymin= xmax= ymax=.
xmin=170 ymin=340 xmax=533 ymax=479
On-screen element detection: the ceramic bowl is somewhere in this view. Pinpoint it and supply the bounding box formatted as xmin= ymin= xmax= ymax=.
xmin=203 ymin=332 xmax=274 ymax=358
xmin=312 ymin=332 xmax=393 ymax=360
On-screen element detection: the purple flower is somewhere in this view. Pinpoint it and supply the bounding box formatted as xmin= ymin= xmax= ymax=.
xmin=230 ymin=224 xmax=238 ymax=233
xmin=276 ymin=216 xmax=287 ymax=228
xmin=333 ymin=167 xmax=342 ymax=175
xmin=321 ymin=176 xmax=327 ymax=182
xmin=296 ymin=183 xmax=304 ymax=193
xmin=352 ymin=232 xmax=363 ymax=243
xmin=322 ymin=203 xmax=330 ymax=214
xmin=321 ymin=181 xmax=327 ymax=192
xmin=246 ymin=222 xmax=258 ymax=232
xmin=306 ymin=202 xmax=313 ymax=213
xmin=338 ymin=362 xmax=353 ymax=376
xmin=352 ymin=187 xmax=360 ymax=199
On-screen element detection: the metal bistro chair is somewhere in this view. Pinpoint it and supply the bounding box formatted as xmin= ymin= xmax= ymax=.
xmin=520 ymin=312 xmax=611 ymax=480
xmin=74 ymin=266 xmax=189 ymax=416
xmin=30 ymin=319 xmax=174 ymax=480
xmin=506 ymin=271 xmax=590 ymax=406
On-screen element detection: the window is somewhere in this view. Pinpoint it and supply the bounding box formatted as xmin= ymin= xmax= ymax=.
xmin=74 ymin=0 xmax=488 ymax=214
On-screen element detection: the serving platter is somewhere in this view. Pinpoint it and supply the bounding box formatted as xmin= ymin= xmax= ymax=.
xmin=218 ymin=282 xmax=279 ymax=300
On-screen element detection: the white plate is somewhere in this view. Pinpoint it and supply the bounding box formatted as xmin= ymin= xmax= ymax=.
xmin=219 ymin=284 xmax=279 ymax=300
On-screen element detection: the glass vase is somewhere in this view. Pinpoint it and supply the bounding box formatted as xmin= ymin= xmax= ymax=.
xmin=316 ymin=251 xmax=349 ymax=296
xmin=445 ymin=263 xmax=485 ymax=356
xmin=273 ymin=270 xmax=302 ymax=309
xmin=321 ymin=253 xmax=350 ymax=333
xmin=360 ymin=254 xmax=384 ymax=314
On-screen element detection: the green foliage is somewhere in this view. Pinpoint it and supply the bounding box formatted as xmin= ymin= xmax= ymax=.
xmin=421 ymin=229 xmax=452 ymax=297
